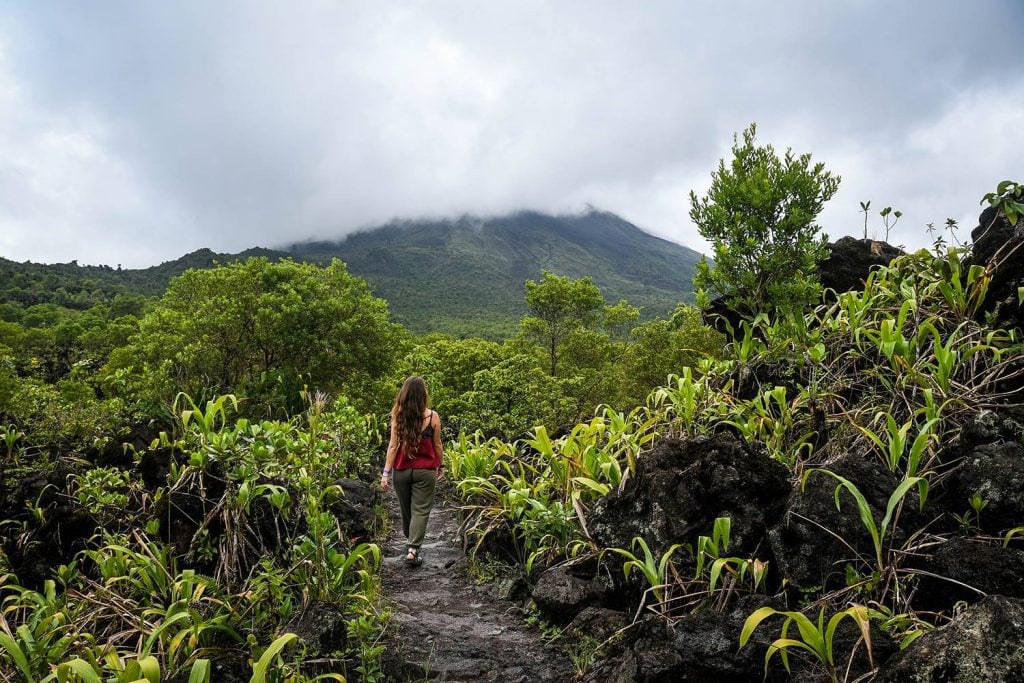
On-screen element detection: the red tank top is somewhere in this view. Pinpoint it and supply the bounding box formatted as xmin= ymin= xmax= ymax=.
xmin=395 ymin=411 xmax=440 ymax=470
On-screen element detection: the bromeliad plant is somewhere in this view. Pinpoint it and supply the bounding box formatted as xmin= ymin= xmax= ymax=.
xmin=647 ymin=367 xmax=729 ymax=440
xmin=0 ymin=577 xmax=87 ymax=682
xmin=691 ymin=517 xmax=769 ymax=610
xmin=854 ymin=414 xmax=938 ymax=478
xmin=603 ymin=518 xmax=770 ymax=619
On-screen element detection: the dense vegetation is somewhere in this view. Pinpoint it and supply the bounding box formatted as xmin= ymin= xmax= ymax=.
xmin=444 ymin=181 xmax=1024 ymax=680
xmin=691 ymin=123 xmax=839 ymax=319
xmin=0 ymin=229 xmax=717 ymax=680
xmin=1 ymin=122 xmax=1021 ymax=679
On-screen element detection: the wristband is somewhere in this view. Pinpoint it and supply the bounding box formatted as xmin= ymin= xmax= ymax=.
xmin=382 ymin=468 xmax=392 ymax=475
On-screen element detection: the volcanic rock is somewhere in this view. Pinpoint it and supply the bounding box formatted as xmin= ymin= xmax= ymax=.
xmin=876 ymin=595 xmax=1024 ymax=682
xmin=588 ymin=435 xmax=790 ymax=559
xmin=971 ymin=205 xmax=1024 ymax=332
xmin=531 ymin=563 xmax=613 ymax=624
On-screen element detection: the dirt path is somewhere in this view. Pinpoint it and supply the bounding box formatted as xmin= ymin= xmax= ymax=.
xmin=380 ymin=491 xmax=573 ymax=682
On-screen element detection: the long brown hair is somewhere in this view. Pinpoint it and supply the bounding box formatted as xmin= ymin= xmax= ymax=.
xmin=391 ymin=376 xmax=430 ymax=454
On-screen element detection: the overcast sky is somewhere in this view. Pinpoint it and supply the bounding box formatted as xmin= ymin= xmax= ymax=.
xmin=1 ymin=2 xmax=1022 ymax=268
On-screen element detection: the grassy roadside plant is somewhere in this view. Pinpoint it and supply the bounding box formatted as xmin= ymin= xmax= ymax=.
xmin=606 ymin=537 xmax=683 ymax=613
xmin=801 ymin=469 xmax=927 ymax=574
xmin=854 ymin=415 xmax=938 ymax=478
xmin=740 ymin=603 xmax=874 ymax=683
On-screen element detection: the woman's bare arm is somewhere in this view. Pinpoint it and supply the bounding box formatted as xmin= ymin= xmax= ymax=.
xmin=382 ymin=416 xmax=398 ymax=490
xmin=433 ymin=412 xmax=444 ymax=479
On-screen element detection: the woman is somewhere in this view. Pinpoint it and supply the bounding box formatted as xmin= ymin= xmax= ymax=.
xmin=381 ymin=376 xmax=444 ymax=566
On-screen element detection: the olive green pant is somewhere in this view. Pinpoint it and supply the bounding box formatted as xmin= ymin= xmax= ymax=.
xmin=392 ymin=468 xmax=437 ymax=550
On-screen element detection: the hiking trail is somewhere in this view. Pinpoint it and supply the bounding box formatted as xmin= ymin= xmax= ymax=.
xmin=380 ymin=491 xmax=574 ymax=682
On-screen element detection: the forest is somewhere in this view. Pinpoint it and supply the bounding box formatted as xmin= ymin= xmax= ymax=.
xmin=1 ymin=128 xmax=1023 ymax=682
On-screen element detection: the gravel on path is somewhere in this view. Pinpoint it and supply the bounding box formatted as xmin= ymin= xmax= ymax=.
xmin=380 ymin=491 xmax=573 ymax=682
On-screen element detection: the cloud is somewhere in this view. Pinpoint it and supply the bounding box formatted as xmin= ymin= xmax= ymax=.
xmin=1 ymin=1 xmax=1022 ymax=266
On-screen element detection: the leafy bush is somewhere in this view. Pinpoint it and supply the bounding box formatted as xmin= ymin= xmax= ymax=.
xmin=104 ymin=258 xmax=403 ymax=417
xmin=4 ymin=378 xmax=127 ymax=451
xmin=690 ymin=123 xmax=839 ymax=319
xmin=0 ymin=393 xmax=387 ymax=680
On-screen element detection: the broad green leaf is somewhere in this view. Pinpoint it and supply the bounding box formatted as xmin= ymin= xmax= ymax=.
xmin=881 ymin=476 xmax=927 ymax=534
xmin=739 ymin=606 xmax=779 ymax=646
xmin=189 ymin=659 xmax=211 ymax=683
xmin=250 ymin=633 xmax=299 ymax=683
xmin=0 ymin=632 xmax=35 ymax=682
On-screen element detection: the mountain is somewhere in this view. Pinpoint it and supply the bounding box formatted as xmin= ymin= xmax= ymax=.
xmin=0 ymin=247 xmax=287 ymax=309
xmin=284 ymin=210 xmax=701 ymax=336
xmin=1 ymin=210 xmax=701 ymax=337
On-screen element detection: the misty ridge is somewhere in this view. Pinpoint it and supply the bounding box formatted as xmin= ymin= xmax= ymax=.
xmin=3 ymin=207 xmax=701 ymax=338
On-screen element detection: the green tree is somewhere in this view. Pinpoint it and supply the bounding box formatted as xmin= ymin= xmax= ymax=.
xmin=690 ymin=123 xmax=840 ymax=319
xmin=457 ymin=354 xmax=573 ymax=437
xmin=398 ymin=334 xmax=511 ymax=426
xmin=617 ymin=305 xmax=724 ymax=406
xmin=105 ymin=258 xmax=402 ymax=416
xmin=521 ymin=271 xmax=605 ymax=375
xmin=603 ymin=299 xmax=641 ymax=343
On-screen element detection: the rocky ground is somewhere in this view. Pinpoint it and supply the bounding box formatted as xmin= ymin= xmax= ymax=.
xmin=380 ymin=490 xmax=573 ymax=682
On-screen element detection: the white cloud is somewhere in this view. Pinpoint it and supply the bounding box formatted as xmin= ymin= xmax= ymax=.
xmin=815 ymin=80 xmax=1024 ymax=250
xmin=0 ymin=1 xmax=1021 ymax=266
xmin=0 ymin=43 xmax=187 ymax=266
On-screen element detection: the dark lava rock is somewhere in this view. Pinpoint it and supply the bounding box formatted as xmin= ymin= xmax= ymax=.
xmin=584 ymin=595 xmax=895 ymax=683
xmin=459 ymin=506 xmax=519 ymax=562
xmin=971 ymin=205 xmax=1024 ymax=331
xmin=153 ymin=482 xmax=223 ymax=557
xmin=10 ymin=506 xmax=97 ymax=589
xmin=703 ymin=296 xmax=745 ymax=338
xmin=3 ymin=460 xmax=76 ymax=521
xmin=768 ymin=449 xmax=905 ymax=590
xmin=284 ymin=601 xmax=348 ymax=655
xmin=959 ymin=408 xmax=1024 ymax=451
xmin=911 ymin=537 xmax=1024 ymax=612
xmin=588 ymin=435 xmax=791 ymax=560
xmin=582 ymin=596 xmax=786 ymax=683
xmin=531 ymin=563 xmax=613 ymax=624
xmin=820 ymin=236 xmax=903 ymax=295
xmin=566 ymin=606 xmax=630 ymax=643
xmin=495 ymin=573 xmax=532 ymax=604
xmin=952 ymin=440 xmax=1024 ymax=533
xmin=138 ymin=448 xmax=174 ymax=489
xmin=703 ymin=237 xmax=902 ymax=336
xmin=328 ymin=478 xmax=378 ymax=541
xmin=92 ymin=422 xmax=161 ymax=469
xmin=876 ymin=595 xmax=1024 ymax=682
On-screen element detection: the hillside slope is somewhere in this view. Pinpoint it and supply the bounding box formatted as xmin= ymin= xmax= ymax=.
xmin=1 ymin=210 xmax=701 ymax=336
xmin=287 ymin=210 xmax=701 ymax=335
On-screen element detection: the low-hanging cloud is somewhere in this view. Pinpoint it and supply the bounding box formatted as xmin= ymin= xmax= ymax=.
xmin=1 ymin=1 xmax=1022 ymax=267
